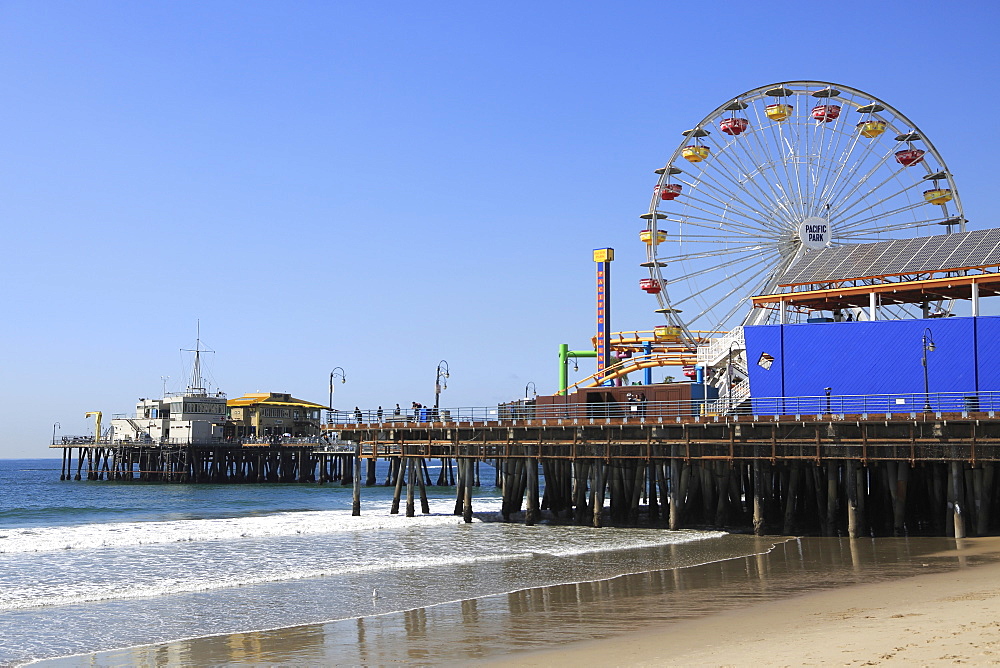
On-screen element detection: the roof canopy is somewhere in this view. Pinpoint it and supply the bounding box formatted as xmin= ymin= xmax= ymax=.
xmin=753 ymin=272 xmax=1000 ymax=311
xmin=227 ymin=392 xmax=329 ymax=410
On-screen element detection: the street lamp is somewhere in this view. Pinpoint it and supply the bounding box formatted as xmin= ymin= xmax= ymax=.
xmin=922 ymin=328 xmax=936 ymax=412
xmin=525 ymin=382 xmax=537 ymax=399
xmin=434 ymin=360 xmax=450 ymax=410
xmin=52 ymin=421 xmax=61 ymax=445
xmin=329 ymin=367 xmax=346 ymax=424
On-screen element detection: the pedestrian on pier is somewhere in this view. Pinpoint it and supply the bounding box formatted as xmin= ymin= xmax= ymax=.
xmin=377 ymin=406 xmax=383 ymax=421
xmin=354 ymin=406 xmax=362 ymax=423
xmin=394 ymin=403 xmax=401 ymax=416
xmin=638 ymin=391 xmax=647 ymax=417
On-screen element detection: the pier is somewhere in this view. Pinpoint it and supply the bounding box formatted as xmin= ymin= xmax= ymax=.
xmin=52 ymin=436 xmax=358 ymax=485
xmin=53 ymin=391 xmax=1000 ymax=539
xmin=335 ymin=395 xmax=1000 ymax=539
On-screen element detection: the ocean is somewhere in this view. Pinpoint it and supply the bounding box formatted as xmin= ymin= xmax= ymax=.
xmin=1 ymin=457 xmax=748 ymax=666
xmin=5 ymin=459 xmax=996 ymax=666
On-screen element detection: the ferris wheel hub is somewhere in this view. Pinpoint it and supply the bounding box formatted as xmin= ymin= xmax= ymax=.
xmin=798 ymin=217 xmax=831 ymax=250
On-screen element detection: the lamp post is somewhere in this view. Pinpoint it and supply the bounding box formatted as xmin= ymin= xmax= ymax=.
xmin=922 ymin=328 xmax=936 ymax=412
xmin=329 ymin=367 xmax=346 ymax=424
xmin=525 ymin=382 xmax=537 ymax=400
xmin=434 ymin=360 xmax=450 ymax=411
xmin=52 ymin=421 xmax=61 ymax=445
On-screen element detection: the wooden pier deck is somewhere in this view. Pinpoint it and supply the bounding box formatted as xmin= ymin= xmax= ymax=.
xmin=335 ymin=405 xmax=1000 ymax=539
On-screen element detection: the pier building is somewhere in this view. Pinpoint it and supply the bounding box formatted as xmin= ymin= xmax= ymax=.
xmin=226 ymin=392 xmax=328 ymax=438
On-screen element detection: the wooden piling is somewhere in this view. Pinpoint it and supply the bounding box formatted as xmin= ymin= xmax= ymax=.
xmin=978 ymin=464 xmax=994 ymax=536
xmin=950 ymin=461 xmax=966 ymax=538
xmin=573 ymin=461 xmax=590 ymax=524
xmin=752 ymin=460 xmax=765 ymax=536
xmin=668 ymin=455 xmax=682 ymax=530
xmin=846 ymin=459 xmax=860 ymax=538
xmin=463 ymin=459 xmax=473 ymax=524
xmin=352 ymin=444 xmax=361 ymax=517
xmin=390 ymin=457 xmax=405 ymax=515
xmin=405 ymin=459 xmax=416 ymax=518
xmin=591 ymin=461 xmax=605 ymax=528
xmin=525 ymin=452 xmax=539 ymax=526
xmin=417 ymin=458 xmax=430 ymax=515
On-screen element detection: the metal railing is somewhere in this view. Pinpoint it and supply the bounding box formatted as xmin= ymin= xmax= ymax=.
xmin=696 ymin=326 xmax=744 ymax=367
xmin=55 ymin=391 xmax=1000 ymax=449
xmin=330 ymin=390 xmax=1000 ymax=425
xmin=51 ymin=435 xmax=346 ymax=448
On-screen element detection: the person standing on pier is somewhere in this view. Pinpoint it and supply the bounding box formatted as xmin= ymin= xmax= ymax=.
xmin=354 ymin=406 xmax=362 ymax=423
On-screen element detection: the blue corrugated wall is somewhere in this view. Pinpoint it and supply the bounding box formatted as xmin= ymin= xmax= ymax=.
xmin=745 ymin=316 xmax=1000 ymax=412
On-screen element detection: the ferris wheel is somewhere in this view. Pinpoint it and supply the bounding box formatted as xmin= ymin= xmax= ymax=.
xmin=643 ymin=81 xmax=965 ymax=346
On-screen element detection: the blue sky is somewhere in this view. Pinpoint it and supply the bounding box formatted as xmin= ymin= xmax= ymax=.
xmin=1 ymin=1 xmax=998 ymax=456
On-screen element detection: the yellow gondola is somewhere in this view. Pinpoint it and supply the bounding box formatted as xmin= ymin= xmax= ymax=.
xmin=856 ymin=120 xmax=887 ymax=138
xmin=923 ymin=189 xmax=953 ymax=205
xmin=640 ymin=229 xmax=667 ymax=245
xmin=653 ymin=325 xmax=682 ymax=342
xmin=765 ymin=103 xmax=793 ymax=121
xmin=681 ymin=145 xmax=710 ymax=163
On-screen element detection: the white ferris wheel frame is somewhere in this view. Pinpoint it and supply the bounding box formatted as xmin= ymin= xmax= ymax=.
xmin=645 ymin=81 xmax=965 ymax=348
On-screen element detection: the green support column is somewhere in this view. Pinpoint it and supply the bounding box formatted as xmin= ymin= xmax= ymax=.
xmin=558 ymin=345 xmax=598 ymax=396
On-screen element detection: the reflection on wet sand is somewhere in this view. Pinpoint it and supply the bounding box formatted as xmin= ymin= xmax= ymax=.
xmin=51 ymin=536 xmax=1000 ymax=667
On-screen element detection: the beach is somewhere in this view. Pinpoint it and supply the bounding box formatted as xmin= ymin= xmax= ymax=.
xmin=496 ymin=539 xmax=1000 ymax=667
xmin=36 ymin=536 xmax=1000 ymax=666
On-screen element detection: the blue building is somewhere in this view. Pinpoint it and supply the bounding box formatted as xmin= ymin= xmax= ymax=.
xmin=744 ymin=315 xmax=1000 ymax=414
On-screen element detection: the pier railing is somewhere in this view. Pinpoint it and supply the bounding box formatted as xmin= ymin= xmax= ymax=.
xmin=331 ymin=390 xmax=1000 ymax=425
xmin=51 ymin=435 xmax=351 ymax=449
xmin=53 ymin=390 xmax=1000 ymax=448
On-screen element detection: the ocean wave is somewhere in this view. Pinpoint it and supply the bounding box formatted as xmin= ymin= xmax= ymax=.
xmin=0 ymin=525 xmax=733 ymax=612
xmin=0 ymin=546 xmax=534 ymax=611
xmin=0 ymin=497 xmax=503 ymax=555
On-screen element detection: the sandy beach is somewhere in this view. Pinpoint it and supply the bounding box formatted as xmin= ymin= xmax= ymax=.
xmin=37 ymin=536 xmax=1000 ymax=667
xmin=494 ymin=539 xmax=1000 ymax=667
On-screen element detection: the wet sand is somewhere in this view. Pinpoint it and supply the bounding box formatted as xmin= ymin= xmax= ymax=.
xmin=36 ymin=536 xmax=1000 ymax=667
xmin=492 ymin=539 xmax=1000 ymax=667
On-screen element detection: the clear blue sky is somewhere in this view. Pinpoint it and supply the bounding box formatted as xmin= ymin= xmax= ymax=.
xmin=2 ymin=1 xmax=998 ymax=456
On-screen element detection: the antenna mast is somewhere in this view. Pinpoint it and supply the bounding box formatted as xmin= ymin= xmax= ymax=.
xmin=181 ymin=320 xmax=214 ymax=396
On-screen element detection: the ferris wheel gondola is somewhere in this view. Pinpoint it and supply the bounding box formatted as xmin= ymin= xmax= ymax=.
xmin=643 ymin=81 xmax=965 ymax=348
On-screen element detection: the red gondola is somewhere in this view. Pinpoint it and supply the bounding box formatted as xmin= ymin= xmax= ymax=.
xmin=639 ymin=278 xmax=662 ymax=294
xmin=658 ymin=183 xmax=682 ymax=200
xmin=895 ymin=149 xmax=925 ymax=167
xmin=811 ymin=104 xmax=841 ymax=122
xmin=720 ymin=117 xmax=749 ymax=135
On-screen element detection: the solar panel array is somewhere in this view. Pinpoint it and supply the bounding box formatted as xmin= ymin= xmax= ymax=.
xmin=779 ymin=228 xmax=1000 ymax=286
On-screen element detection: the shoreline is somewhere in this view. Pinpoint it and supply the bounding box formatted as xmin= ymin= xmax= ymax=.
xmin=31 ymin=535 xmax=1000 ymax=667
